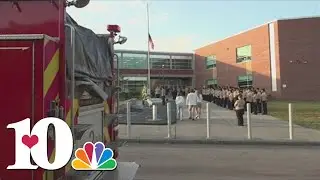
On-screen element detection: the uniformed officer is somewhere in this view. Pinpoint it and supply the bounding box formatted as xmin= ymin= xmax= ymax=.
xmin=256 ymin=88 xmax=262 ymax=113
xmin=210 ymin=87 xmax=215 ymax=103
xmin=261 ymin=89 xmax=268 ymax=115
xmin=228 ymin=89 xmax=234 ymax=110
xmin=242 ymin=89 xmax=247 ymax=111
xmin=252 ymin=90 xmax=258 ymax=115
xmin=246 ymin=89 xmax=253 ymax=112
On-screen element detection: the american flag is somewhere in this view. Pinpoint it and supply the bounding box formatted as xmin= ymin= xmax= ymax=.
xmin=148 ymin=33 xmax=154 ymax=50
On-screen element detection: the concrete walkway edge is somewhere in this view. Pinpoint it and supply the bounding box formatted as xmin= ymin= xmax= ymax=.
xmin=120 ymin=138 xmax=320 ymax=146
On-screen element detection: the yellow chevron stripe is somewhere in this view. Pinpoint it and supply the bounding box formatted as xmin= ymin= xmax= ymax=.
xmin=103 ymin=101 xmax=111 ymax=142
xmin=43 ymin=99 xmax=79 ymax=180
xmin=42 ymin=49 xmax=59 ymax=180
xmin=66 ymin=99 xmax=79 ymax=126
xmin=65 ymin=99 xmax=79 ymax=174
xmin=44 ymin=50 xmax=59 ymax=96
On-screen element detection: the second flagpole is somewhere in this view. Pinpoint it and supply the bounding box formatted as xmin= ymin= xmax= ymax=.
xmin=147 ymin=2 xmax=151 ymax=95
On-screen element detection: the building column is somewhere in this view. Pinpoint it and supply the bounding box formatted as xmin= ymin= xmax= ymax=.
xmin=170 ymin=55 xmax=173 ymax=69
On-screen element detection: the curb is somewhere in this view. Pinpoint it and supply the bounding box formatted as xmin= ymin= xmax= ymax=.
xmin=120 ymin=138 xmax=320 ymax=146
xmin=118 ymin=121 xmax=177 ymax=125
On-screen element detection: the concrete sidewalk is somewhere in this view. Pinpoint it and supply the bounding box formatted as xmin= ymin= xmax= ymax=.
xmin=118 ymin=101 xmax=320 ymax=142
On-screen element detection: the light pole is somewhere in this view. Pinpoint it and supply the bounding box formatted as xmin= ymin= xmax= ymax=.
xmin=114 ymin=54 xmax=120 ymax=114
xmin=162 ymin=64 xmax=165 ymax=86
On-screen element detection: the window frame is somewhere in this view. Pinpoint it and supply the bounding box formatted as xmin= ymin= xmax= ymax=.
xmin=237 ymin=75 xmax=253 ymax=88
xmin=206 ymin=78 xmax=218 ymax=86
xmin=236 ymin=45 xmax=252 ymax=63
xmin=205 ymin=55 xmax=217 ymax=69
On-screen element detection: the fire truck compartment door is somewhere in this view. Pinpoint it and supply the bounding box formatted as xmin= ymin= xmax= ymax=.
xmin=0 ymin=44 xmax=34 ymax=180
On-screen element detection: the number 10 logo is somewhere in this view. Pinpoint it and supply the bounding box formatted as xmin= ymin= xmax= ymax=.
xmin=7 ymin=118 xmax=73 ymax=170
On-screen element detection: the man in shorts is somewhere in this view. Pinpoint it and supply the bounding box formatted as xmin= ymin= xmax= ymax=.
xmin=186 ymin=89 xmax=197 ymax=120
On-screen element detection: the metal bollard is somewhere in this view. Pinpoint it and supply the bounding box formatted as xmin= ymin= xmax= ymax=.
xmin=126 ymin=101 xmax=131 ymax=138
xmin=206 ymin=102 xmax=210 ymax=139
xmin=288 ymin=103 xmax=293 ymax=140
xmin=153 ymin=105 xmax=157 ymax=120
xmin=246 ymin=103 xmax=252 ymax=140
xmin=167 ymin=102 xmax=172 ymax=138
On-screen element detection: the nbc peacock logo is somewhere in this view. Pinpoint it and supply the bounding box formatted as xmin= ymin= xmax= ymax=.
xmin=71 ymin=142 xmax=117 ymax=170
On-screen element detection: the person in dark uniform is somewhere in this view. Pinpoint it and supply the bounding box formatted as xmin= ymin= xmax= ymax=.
xmin=234 ymin=95 xmax=245 ymax=126
xmin=172 ymin=88 xmax=177 ymax=100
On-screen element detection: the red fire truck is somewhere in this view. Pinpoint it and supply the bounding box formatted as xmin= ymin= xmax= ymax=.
xmin=0 ymin=0 xmax=137 ymax=179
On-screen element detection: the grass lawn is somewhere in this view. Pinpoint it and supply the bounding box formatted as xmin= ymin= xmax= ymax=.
xmin=268 ymin=101 xmax=320 ymax=130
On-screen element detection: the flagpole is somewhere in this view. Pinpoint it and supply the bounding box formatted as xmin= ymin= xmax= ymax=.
xmin=147 ymin=2 xmax=151 ymax=94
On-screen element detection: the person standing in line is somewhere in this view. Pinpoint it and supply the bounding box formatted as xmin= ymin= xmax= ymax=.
xmin=175 ymin=92 xmax=185 ymax=120
xmin=172 ymin=87 xmax=177 ymax=100
xmin=252 ymin=90 xmax=258 ymax=115
xmin=256 ymin=88 xmax=262 ymax=113
xmin=186 ymin=89 xmax=197 ymax=120
xmin=246 ymin=89 xmax=253 ymax=112
xmin=203 ymin=86 xmax=208 ymax=102
xmin=261 ymin=89 xmax=268 ymax=115
xmin=161 ymin=86 xmax=166 ymax=106
xmin=185 ymin=86 xmax=189 ymax=95
xmin=155 ymin=86 xmax=161 ymax=98
xmin=195 ymin=90 xmax=203 ymax=119
xmin=234 ymin=94 xmax=246 ymax=126
xmin=222 ymin=88 xmax=225 ymax=108
xmin=228 ymin=89 xmax=234 ymax=110
xmin=224 ymin=88 xmax=228 ymax=108
xmin=243 ymin=88 xmax=247 ymax=111
xmin=232 ymin=88 xmax=238 ymax=108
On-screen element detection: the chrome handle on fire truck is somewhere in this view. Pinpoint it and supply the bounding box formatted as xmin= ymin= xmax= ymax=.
xmin=65 ymin=24 xmax=76 ymax=144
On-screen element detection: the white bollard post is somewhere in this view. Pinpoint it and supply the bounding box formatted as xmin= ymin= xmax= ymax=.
xmin=288 ymin=103 xmax=293 ymax=140
xmin=246 ymin=103 xmax=252 ymax=140
xmin=206 ymin=102 xmax=210 ymax=139
xmin=126 ymin=101 xmax=131 ymax=138
xmin=152 ymin=105 xmax=157 ymax=120
xmin=167 ymin=102 xmax=172 ymax=138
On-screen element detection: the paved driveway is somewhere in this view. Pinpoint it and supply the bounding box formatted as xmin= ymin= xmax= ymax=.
xmin=119 ymin=143 xmax=320 ymax=180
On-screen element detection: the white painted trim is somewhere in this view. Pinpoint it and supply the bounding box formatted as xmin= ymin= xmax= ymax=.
xmin=268 ymin=22 xmax=277 ymax=92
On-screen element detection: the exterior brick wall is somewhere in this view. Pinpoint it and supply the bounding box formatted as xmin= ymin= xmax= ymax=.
xmin=195 ymin=17 xmax=320 ymax=100
xmin=277 ymin=18 xmax=320 ymax=100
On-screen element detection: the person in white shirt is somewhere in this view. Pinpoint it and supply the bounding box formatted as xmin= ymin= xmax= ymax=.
xmin=195 ymin=90 xmax=203 ymax=119
xmin=175 ymin=92 xmax=185 ymax=120
xmin=155 ymin=86 xmax=161 ymax=98
xmin=185 ymin=89 xmax=197 ymax=120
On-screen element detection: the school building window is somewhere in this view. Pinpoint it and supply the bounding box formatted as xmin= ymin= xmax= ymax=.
xmin=236 ymin=45 xmax=252 ymax=63
xmin=206 ymin=78 xmax=218 ymax=86
xmin=237 ymin=75 xmax=253 ymax=88
xmin=205 ymin=55 xmax=217 ymax=69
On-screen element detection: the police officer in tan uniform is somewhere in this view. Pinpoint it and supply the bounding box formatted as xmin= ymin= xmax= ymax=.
xmin=228 ymin=89 xmax=234 ymax=110
xmin=234 ymin=94 xmax=245 ymax=126
xmin=246 ymin=89 xmax=253 ymax=112
xmin=252 ymin=90 xmax=258 ymax=115
xmin=256 ymin=88 xmax=262 ymax=113
xmin=261 ymin=89 xmax=268 ymax=115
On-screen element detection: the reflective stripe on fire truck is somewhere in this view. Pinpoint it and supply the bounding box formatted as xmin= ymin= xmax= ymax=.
xmin=64 ymin=99 xmax=79 ymax=174
xmin=43 ymin=41 xmax=60 ymax=180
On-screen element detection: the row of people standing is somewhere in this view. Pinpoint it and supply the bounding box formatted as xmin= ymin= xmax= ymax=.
xmin=201 ymin=86 xmax=268 ymax=115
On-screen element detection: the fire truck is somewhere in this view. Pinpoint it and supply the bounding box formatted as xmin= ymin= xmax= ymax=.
xmin=0 ymin=0 xmax=138 ymax=179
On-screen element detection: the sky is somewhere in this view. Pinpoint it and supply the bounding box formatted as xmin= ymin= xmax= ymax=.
xmin=67 ymin=0 xmax=320 ymax=53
